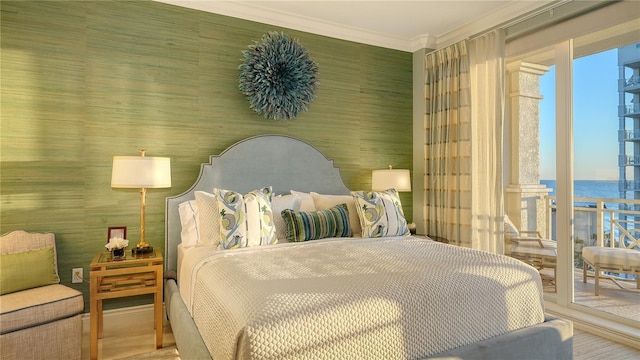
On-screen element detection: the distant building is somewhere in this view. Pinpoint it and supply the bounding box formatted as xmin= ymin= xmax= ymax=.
xmin=618 ymin=44 xmax=640 ymax=221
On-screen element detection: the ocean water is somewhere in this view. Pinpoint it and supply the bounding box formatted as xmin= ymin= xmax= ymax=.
xmin=540 ymin=179 xmax=621 ymax=208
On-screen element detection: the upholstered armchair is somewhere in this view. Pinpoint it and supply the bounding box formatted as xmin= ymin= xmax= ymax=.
xmin=0 ymin=230 xmax=84 ymax=360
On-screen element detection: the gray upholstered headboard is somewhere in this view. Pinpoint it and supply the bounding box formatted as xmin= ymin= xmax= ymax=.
xmin=164 ymin=134 xmax=350 ymax=272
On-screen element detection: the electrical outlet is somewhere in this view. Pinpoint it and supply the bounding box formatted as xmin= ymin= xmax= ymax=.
xmin=72 ymin=268 xmax=83 ymax=283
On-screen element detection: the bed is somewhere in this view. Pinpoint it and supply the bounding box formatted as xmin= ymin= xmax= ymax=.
xmin=164 ymin=134 xmax=573 ymax=359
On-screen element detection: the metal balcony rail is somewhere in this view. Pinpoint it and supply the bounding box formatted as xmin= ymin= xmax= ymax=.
xmin=618 ymin=180 xmax=640 ymax=191
xmin=626 ymin=75 xmax=640 ymax=87
xmin=623 ymin=104 xmax=640 ymax=115
xmin=618 ymin=155 xmax=640 ymax=166
xmin=543 ymin=195 xmax=640 ymax=250
xmin=617 ymin=129 xmax=640 ymax=141
xmin=612 ymin=219 xmax=640 ymax=250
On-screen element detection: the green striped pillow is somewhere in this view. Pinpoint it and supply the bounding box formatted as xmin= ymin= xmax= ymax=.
xmin=281 ymin=203 xmax=353 ymax=242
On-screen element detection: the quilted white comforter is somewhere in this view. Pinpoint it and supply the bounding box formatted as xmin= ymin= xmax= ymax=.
xmin=186 ymin=236 xmax=545 ymax=359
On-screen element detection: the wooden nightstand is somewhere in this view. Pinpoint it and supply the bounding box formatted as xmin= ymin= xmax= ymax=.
xmin=89 ymin=248 xmax=163 ymax=360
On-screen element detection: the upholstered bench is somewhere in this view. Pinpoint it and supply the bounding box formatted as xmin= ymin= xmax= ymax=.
xmin=0 ymin=231 xmax=84 ymax=360
xmin=582 ymin=246 xmax=640 ymax=296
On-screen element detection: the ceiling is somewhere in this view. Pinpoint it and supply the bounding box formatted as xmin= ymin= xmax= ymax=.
xmin=154 ymin=0 xmax=559 ymax=52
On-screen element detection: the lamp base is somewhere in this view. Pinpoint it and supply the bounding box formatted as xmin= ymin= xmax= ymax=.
xmin=132 ymin=245 xmax=153 ymax=255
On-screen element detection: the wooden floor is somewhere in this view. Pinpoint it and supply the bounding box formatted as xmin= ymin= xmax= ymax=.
xmin=81 ymin=318 xmax=640 ymax=360
xmin=81 ymin=322 xmax=176 ymax=360
xmin=540 ymin=268 xmax=640 ymax=322
xmin=573 ymin=328 xmax=640 ymax=360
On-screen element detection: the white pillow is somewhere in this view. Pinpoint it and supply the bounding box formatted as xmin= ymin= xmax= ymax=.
xmin=290 ymin=190 xmax=316 ymax=211
xmin=310 ymin=192 xmax=361 ymax=236
xmin=271 ymin=194 xmax=302 ymax=242
xmin=178 ymin=200 xmax=199 ymax=247
xmin=214 ymin=187 xmax=278 ymax=249
xmin=194 ymin=191 xmax=221 ymax=247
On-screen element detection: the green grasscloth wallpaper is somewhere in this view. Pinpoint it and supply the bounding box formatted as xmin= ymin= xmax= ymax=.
xmin=0 ymin=0 xmax=412 ymax=311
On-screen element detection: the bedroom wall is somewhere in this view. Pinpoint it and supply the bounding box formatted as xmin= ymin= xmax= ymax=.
xmin=0 ymin=0 xmax=413 ymax=311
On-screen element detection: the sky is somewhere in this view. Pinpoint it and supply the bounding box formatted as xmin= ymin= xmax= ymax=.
xmin=539 ymin=48 xmax=621 ymax=181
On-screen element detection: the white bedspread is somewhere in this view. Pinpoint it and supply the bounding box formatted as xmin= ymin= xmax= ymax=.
xmin=185 ymin=236 xmax=545 ymax=359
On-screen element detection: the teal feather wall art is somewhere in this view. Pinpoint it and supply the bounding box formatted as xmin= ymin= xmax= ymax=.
xmin=239 ymin=32 xmax=319 ymax=120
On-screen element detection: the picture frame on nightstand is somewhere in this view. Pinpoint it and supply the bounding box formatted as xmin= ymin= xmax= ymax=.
xmin=107 ymin=226 xmax=126 ymax=241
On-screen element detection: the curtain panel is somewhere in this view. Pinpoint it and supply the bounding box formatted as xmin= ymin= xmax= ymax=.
xmin=423 ymin=30 xmax=506 ymax=251
xmin=469 ymin=30 xmax=506 ymax=254
xmin=424 ymin=41 xmax=471 ymax=246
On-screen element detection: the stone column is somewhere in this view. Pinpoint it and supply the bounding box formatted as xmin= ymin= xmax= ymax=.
xmin=506 ymin=61 xmax=553 ymax=236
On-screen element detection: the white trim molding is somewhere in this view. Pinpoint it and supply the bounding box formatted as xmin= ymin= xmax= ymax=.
xmin=546 ymin=303 xmax=640 ymax=351
xmin=154 ymin=0 xmax=553 ymax=52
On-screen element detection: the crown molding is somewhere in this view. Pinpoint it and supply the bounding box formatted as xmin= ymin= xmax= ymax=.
xmin=155 ymin=0 xmax=555 ymax=53
xmin=435 ymin=0 xmax=557 ymax=49
xmin=410 ymin=34 xmax=438 ymax=52
xmin=155 ymin=0 xmax=415 ymax=51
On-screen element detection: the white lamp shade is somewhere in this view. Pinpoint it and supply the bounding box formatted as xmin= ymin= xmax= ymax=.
xmin=372 ymin=168 xmax=411 ymax=192
xmin=111 ymin=156 xmax=172 ymax=188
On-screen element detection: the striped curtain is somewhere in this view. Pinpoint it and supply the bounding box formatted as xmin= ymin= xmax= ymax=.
xmin=424 ymin=41 xmax=471 ymax=246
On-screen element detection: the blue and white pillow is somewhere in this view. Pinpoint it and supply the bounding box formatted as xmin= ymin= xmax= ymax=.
xmin=351 ymin=189 xmax=410 ymax=238
xmin=214 ymin=187 xmax=277 ymax=249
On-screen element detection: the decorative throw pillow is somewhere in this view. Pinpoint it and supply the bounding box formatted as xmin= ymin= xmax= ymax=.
xmin=281 ymin=203 xmax=353 ymax=242
xmin=194 ymin=191 xmax=221 ymax=247
xmin=351 ymin=189 xmax=410 ymax=238
xmin=271 ymin=194 xmax=302 ymax=242
xmin=178 ymin=200 xmax=200 ymax=247
xmin=215 ymin=187 xmax=277 ymax=249
xmin=311 ymin=192 xmax=362 ymax=236
xmin=0 ymin=247 xmax=60 ymax=295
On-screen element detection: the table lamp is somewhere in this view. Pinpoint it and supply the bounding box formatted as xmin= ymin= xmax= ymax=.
xmin=111 ymin=150 xmax=171 ymax=254
xmin=372 ymin=165 xmax=411 ymax=192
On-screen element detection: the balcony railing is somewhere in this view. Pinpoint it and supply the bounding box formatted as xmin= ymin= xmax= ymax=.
xmin=618 ymin=180 xmax=640 ymax=192
xmin=519 ymin=195 xmax=639 ymax=321
xmin=618 ymin=129 xmax=640 ymax=141
xmin=542 ymin=195 xmax=640 ymax=250
xmin=618 ymin=155 xmax=640 ymax=166
xmin=621 ymin=104 xmax=640 ymax=116
xmin=626 ymin=75 xmax=640 ymax=87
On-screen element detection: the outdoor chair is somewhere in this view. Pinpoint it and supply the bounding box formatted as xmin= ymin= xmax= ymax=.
xmin=582 ymin=237 xmax=640 ymax=296
xmin=504 ymin=215 xmax=557 ymax=291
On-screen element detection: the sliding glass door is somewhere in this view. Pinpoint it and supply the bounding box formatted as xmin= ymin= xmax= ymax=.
xmin=508 ymin=25 xmax=639 ymax=331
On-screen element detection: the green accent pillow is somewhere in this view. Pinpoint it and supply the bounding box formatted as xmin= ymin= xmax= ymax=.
xmin=0 ymin=247 xmax=60 ymax=295
xmin=281 ymin=203 xmax=353 ymax=242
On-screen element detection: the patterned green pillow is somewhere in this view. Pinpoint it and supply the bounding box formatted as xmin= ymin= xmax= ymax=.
xmin=215 ymin=186 xmax=277 ymax=249
xmin=281 ymin=203 xmax=353 ymax=242
xmin=351 ymin=189 xmax=410 ymax=238
xmin=0 ymin=247 xmax=60 ymax=295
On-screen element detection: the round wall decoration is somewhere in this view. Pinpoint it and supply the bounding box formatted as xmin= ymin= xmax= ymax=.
xmin=239 ymin=32 xmax=319 ymax=120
